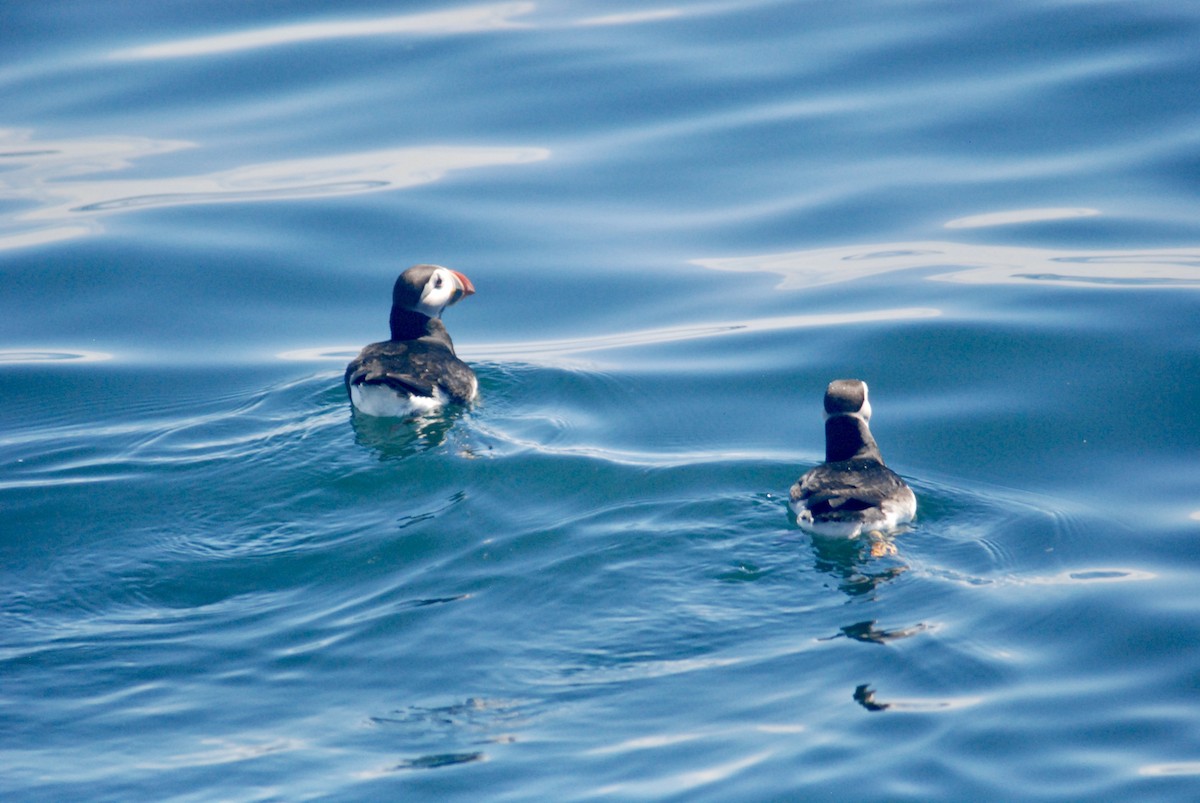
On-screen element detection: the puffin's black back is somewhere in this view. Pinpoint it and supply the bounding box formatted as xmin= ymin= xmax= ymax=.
xmin=344 ymin=318 xmax=476 ymax=403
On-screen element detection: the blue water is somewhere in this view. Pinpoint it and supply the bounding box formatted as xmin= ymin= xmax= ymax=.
xmin=4 ymin=1 xmax=1200 ymax=799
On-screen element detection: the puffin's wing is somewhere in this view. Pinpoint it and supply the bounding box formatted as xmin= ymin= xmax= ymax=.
xmin=350 ymin=367 xmax=438 ymax=398
xmin=791 ymin=462 xmax=904 ymax=512
xmin=433 ymin=358 xmax=478 ymax=403
xmin=345 ymin=342 xmax=433 ymax=398
xmin=344 ymin=339 xmax=474 ymax=401
xmin=346 ymin=367 xmax=437 ymax=401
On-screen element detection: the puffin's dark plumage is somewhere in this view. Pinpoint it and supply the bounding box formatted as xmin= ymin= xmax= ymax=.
xmin=345 ymin=264 xmax=478 ymax=417
xmin=789 ymin=379 xmax=916 ymax=537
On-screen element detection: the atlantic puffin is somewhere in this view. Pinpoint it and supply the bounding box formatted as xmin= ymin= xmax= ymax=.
xmin=344 ymin=264 xmax=477 ymax=417
xmin=789 ymin=379 xmax=916 ymax=537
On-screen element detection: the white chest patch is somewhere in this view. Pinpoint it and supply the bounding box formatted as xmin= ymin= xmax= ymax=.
xmin=350 ymin=384 xmax=445 ymax=418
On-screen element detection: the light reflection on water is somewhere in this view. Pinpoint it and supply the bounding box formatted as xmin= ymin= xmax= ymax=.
xmin=278 ymin=308 xmax=940 ymax=366
xmin=1140 ymin=762 xmax=1200 ymax=777
xmin=0 ymin=349 xmax=114 ymax=363
xmin=109 ymin=2 xmax=540 ymax=61
xmin=695 ymin=239 xmax=1200 ymax=289
xmin=107 ymin=2 xmax=690 ymax=62
xmin=0 ymin=128 xmax=548 ymax=251
xmin=944 ymin=207 xmax=1101 ymax=229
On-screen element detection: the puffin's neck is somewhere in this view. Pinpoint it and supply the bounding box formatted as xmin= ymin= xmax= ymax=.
xmin=824 ymin=414 xmax=882 ymax=463
xmin=389 ymin=307 xmax=454 ymax=349
xmin=389 ymin=306 xmax=434 ymax=341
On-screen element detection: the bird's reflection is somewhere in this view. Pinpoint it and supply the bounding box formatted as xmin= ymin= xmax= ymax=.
xmin=350 ymin=408 xmax=467 ymax=458
xmin=852 ymin=683 xmax=975 ymax=713
xmin=853 ymin=684 xmax=890 ymax=712
xmin=810 ymin=532 xmax=908 ymax=598
xmin=823 ymin=620 xmax=928 ymax=645
xmin=809 ymin=531 xmax=926 ymax=651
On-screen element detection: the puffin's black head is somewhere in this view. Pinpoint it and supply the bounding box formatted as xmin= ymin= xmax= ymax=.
xmin=392 ymin=264 xmax=476 ymax=320
xmin=823 ymin=378 xmax=871 ymax=421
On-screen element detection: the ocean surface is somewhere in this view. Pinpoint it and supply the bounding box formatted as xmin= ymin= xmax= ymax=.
xmin=3 ymin=1 xmax=1200 ymax=799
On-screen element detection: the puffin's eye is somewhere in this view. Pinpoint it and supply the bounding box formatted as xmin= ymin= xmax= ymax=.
xmin=434 ymin=275 xmax=443 ymax=288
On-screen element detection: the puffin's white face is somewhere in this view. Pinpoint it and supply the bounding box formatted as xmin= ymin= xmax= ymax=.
xmin=415 ymin=267 xmax=475 ymax=318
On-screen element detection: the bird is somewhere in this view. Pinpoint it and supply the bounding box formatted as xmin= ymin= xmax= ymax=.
xmin=789 ymin=379 xmax=916 ymax=537
xmin=344 ymin=264 xmax=478 ymax=417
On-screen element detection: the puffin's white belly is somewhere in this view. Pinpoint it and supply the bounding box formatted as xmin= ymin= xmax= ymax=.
xmin=350 ymin=384 xmax=444 ymax=418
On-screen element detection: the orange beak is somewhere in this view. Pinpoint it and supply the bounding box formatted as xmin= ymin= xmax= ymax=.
xmin=451 ymin=270 xmax=475 ymax=297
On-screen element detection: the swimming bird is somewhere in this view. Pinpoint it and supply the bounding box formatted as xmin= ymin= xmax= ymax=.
xmin=344 ymin=264 xmax=478 ymax=417
xmin=789 ymin=379 xmax=916 ymax=537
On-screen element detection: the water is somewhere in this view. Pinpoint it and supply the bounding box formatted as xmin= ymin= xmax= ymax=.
xmin=3 ymin=1 xmax=1200 ymax=799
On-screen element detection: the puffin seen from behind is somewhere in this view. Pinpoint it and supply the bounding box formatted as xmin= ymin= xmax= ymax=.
xmin=345 ymin=264 xmax=477 ymax=417
xmin=789 ymin=379 xmax=916 ymax=537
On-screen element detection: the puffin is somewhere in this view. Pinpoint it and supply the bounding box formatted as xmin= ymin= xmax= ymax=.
xmin=789 ymin=379 xmax=916 ymax=537
xmin=344 ymin=264 xmax=478 ymax=417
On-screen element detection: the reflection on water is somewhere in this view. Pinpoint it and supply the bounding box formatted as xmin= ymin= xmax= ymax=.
xmin=110 ymin=2 xmax=538 ymax=60
xmin=695 ymin=240 xmax=1200 ymax=289
xmin=356 ymin=696 xmax=525 ymax=779
xmin=810 ymin=534 xmax=908 ymax=598
xmin=468 ymin=308 xmax=940 ymax=362
xmin=350 ymin=408 xmax=470 ymax=459
xmin=1139 ymin=762 xmax=1200 ymax=777
xmin=0 ymin=128 xmax=188 ymax=250
xmin=826 ymin=620 xmax=928 ymax=645
xmin=1024 ymin=567 xmax=1156 ymax=585
xmin=944 ymin=207 xmax=1101 ymax=229
xmin=576 ymin=10 xmax=684 ymax=27
xmin=274 ymin=308 xmax=940 ymax=368
xmin=0 ymin=128 xmax=548 ymax=251
xmin=853 ymin=684 xmax=981 ymax=713
xmin=0 ymin=126 xmax=191 ymax=167
xmin=277 ymin=347 xmax=361 ymax=362
xmin=853 ymin=684 xmax=890 ymax=712
xmin=139 ymin=738 xmax=309 ymax=771
xmin=0 ymin=349 xmax=113 ymax=363
xmin=389 ymin=752 xmax=486 ymax=772
xmin=109 ymin=3 xmax=689 ymax=62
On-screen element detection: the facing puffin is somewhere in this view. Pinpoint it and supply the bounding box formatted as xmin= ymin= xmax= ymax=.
xmin=789 ymin=379 xmax=916 ymax=537
xmin=344 ymin=264 xmax=478 ymax=417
